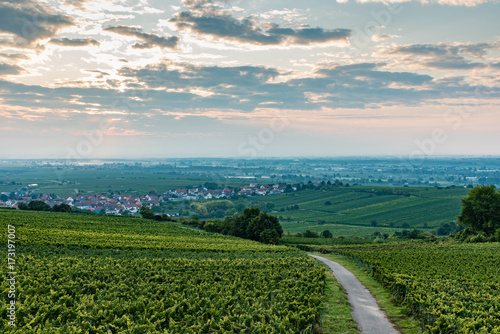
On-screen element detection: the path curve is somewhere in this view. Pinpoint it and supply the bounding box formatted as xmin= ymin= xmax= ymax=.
xmin=309 ymin=254 xmax=399 ymax=334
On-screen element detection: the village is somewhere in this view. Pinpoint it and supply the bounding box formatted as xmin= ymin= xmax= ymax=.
xmin=0 ymin=183 xmax=291 ymax=215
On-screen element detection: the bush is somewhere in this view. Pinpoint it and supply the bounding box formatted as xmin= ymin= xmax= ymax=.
xmin=204 ymin=220 xmax=224 ymax=233
xmin=320 ymin=229 xmax=332 ymax=238
xmin=139 ymin=206 xmax=155 ymax=220
xmin=467 ymin=232 xmax=487 ymax=243
xmin=303 ymin=230 xmax=319 ymax=238
xmin=315 ymin=218 xmax=326 ymax=225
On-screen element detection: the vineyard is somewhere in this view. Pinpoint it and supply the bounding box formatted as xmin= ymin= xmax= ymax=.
xmin=0 ymin=209 xmax=325 ymax=333
xmin=328 ymin=242 xmax=500 ymax=333
xmin=252 ymin=187 xmax=468 ymax=235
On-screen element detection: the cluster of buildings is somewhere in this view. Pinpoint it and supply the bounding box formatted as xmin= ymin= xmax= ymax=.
xmin=0 ymin=192 xmax=163 ymax=215
xmin=164 ymin=183 xmax=290 ymax=201
xmin=0 ymin=183 xmax=292 ymax=215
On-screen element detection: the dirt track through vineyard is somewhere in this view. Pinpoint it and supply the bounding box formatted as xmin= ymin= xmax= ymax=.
xmin=309 ymin=254 xmax=399 ymax=334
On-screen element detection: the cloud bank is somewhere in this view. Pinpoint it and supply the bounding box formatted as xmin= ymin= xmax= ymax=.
xmin=104 ymin=25 xmax=179 ymax=49
xmin=169 ymin=11 xmax=351 ymax=46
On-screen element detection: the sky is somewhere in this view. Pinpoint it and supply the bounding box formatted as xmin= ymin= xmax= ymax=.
xmin=0 ymin=0 xmax=499 ymax=159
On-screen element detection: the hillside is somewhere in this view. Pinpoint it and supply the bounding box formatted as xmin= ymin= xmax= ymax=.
xmin=252 ymin=186 xmax=468 ymax=237
xmin=0 ymin=209 xmax=324 ymax=333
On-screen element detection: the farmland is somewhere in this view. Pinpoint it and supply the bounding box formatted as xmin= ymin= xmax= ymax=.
xmin=253 ymin=187 xmax=468 ymax=235
xmin=321 ymin=242 xmax=500 ymax=333
xmin=0 ymin=209 xmax=325 ymax=333
xmin=0 ymin=167 xmax=222 ymax=197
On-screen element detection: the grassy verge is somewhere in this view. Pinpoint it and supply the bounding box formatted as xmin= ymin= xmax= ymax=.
xmin=312 ymin=252 xmax=422 ymax=334
xmin=315 ymin=261 xmax=359 ymax=333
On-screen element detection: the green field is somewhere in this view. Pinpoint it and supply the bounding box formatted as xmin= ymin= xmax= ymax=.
xmin=0 ymin=209 xmax=325 ymax=333
xmin=252 ymin=187 xmax=468 ymax=236
xmin=0 ymin=167 xmax=237 ymax=197
xmin=325 ymin=242 xmax=500 ymax=333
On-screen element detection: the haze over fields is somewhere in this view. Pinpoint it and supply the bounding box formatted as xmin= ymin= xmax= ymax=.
xmin=0 ymin=0 xmax=499 ymax=158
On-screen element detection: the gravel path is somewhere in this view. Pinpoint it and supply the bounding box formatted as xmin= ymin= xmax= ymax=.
xmin=309 ymin=254 xmax=399 ymax=334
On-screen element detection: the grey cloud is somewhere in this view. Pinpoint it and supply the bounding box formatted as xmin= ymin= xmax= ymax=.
xmin=86 ymin=70 xmax=110 ymax=79
xmin=333 ymin=63 xmax=381 ymax=72
xmin=391 ymin=44 xmax=448 ymax=56
xmin=50 ymin=37 xmax=100 ymax=47
xmin=425 ymin=56 xmax=486 ymax=70
xmin=0 ymin=53 xmax=29 ymax=60
xmin=0 ymin=62 xmax=25 ymax=75
xmin=63 ymin=0 xmax=89 ymax=8
xmin=182 ymin=0 xmax=231 ymax=8
xmin=0 ymin=0 xmax=73 ymax=46
xmin=390 ymin=42 xmax=500 ymax=70
xmin=318 ymin=63 xmax=432 ymax=86
xmin=0 ymin=58 xmax=498 ymax=116
xmin=103 ymin=26 xmax=179 ymax=49
xmin=296 ymin=62 xmax=437 ymax=107
xmin=457 ymin=42 xmax=499 ymax=57
xmin=119 ymin=61 xmax=439 ymax=110
xmin=392 ymin=42 xmax=499 ymax=58
xmin=169 ymin=11 xmax=351 ymax=46
xmin=118 ymin=62 xmax=279 ymax=89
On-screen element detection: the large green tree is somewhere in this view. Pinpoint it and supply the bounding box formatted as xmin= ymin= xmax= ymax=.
xmin=221 ymin=208 xmax=283 ymax=244
xmin=28 ymin=200 xmax=51 ymax=211
xmin=52 ymin=203 xmax=73 ymax=213
xmin=140 ymin=206 xmax=156 ymax=220
xmin=458 ymin=185 xmax=500 ymax=237
xmin=246 ymin=211 xmax=283 ymax=243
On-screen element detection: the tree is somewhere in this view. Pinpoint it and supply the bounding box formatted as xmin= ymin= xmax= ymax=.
xmin=247 ymin=211 xmax=283 ymax=242
xmin=265 ymin=202 xmax=275 ymax=212
xmin=204 ymin=219 xmax=224 ymax=233
xmin=303 ymin=230 xmax=319 ymax=238
xmin=204 ymin=182 xmax=218 ymax=190
xmin=315 ymin=218 xmax=326 ymax=225
xmin=148 ymin=189 xmax=158 ymax=196
xmin=320 ymin=229 xmax=333 ymax=238
xmin=438 ymin=223 xmax=451 ymax=236
xmin=217 ymin=208 xmax=284 ymax=243
xmin=235 ymin=203 xmax=246 ymax=213
xmin=18 ymin=203 xmax=29 ymax=210
xmin=260 ymin=229 xmax=280 ymax=245
xmin=0 ymin=194 xmax=8 ymax=202
xmin=52 ymin=203 xmax=72 ymax=213
xmin=151 ymin=205 xmax=162 ymax=213
xmin=28 ymin=200 xmax=51 ymax=211
xmin=408 ymin=228 xmax=424 ymax=239
xmin=140 ymin=206 xmax=155 ymax=220
xmin=458 ymin=185 xmax=500 ymax=237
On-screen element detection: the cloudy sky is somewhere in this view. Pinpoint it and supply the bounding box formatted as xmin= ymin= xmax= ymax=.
xmin=0 ymin=0 xmax=499 ymax=159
